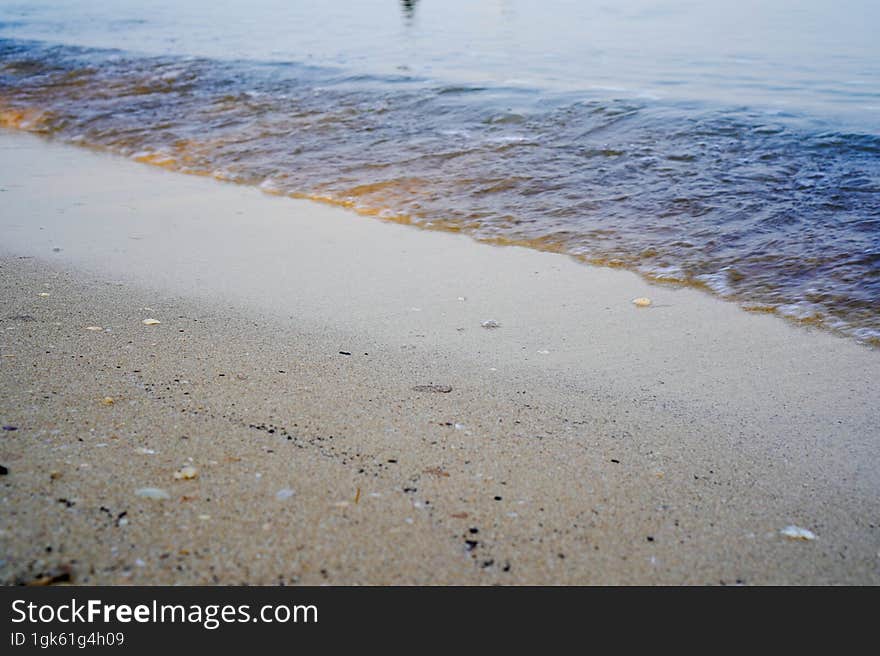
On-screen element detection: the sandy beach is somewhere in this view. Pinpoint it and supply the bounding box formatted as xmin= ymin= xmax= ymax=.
xmin=1 ymin=130 xmax=879 ymax=585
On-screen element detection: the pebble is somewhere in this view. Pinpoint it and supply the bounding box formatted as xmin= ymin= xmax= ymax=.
xmin=135 ymin=487 xmax=170 ymax=500
xmin=0 ymin=465 xmax=8 ymax=475
xmin=632 ymin=297 xmax=652 ymax=307
xmin=142 ymin=318 xmax=161 ymax=325
xmin=780 ymin=525 xmax=817 ymax=541
xmin=38 ymin=292 xmax=50 ymax=297
xmin=481 ymin=320 xmax=501 ymax=329
xmin=101 ymin=397 xmax=115 ymax=405
xmin=85 ymin=326 xmax=103 ymax=331
xmin=173 ymin=465 xmax=198 ymax=480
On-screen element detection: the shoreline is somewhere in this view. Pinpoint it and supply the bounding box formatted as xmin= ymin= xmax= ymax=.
xmin=1 ymin=121 xmax=875 ymax=348
xmin=1 ymin=131 xmax=879 ymax=584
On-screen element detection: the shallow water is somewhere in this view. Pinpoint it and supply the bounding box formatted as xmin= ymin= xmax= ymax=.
xmin=1 ymin=1 xmax=878 ymax=343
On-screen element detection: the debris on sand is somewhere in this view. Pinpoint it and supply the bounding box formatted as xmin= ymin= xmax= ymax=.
xmin=101 ymin=397 xmax=115 ymax=406
xmin=135 ymin=487 xmax=170 ymax=500
xmin=0 ymin=465 xmax=8 ymax=475
xmin=481 ymin=320 xmax=501 ymax=329
xmin=276 ymin=488 xmax=295 ymax=501
xmin=781 ymin=525 xmax=817 ymax=541
xmin=85 ymin=326 xmax=103 ymax=331
xmin=142 ymin=318 xmax=161 ymax=326
xmin=173 ymin=465 xmax=198 ymax=480
xmin=26 ymin=564 xmax=73 ymax=586
xmin=412 ymin=384 xmax=453 ymax=393
xmin=632 ymin=297 xmax=652 ymax=307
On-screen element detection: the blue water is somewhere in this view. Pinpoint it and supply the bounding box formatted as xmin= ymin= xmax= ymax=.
xmin=1 ymin=1 xmax=879 ymax=342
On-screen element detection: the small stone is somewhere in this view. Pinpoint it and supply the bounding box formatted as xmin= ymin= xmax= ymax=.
xmin=481 ymin=320 xmax=501 ymax=329
xmin=781 ymin=525 xmax=817 ymax=541
xmin=85 ymin=326 xmax=103 ymax=331
xmin=50 ymin=470 xmax=62 ymax=480
xmin=142 ymin=318 xmax=161 ymax=326
xmin=135 ymin=487 xmax=170 ymax=500
xmin=0 ymin=465 xmax=8 ymax=475
xmin=38 ymin=292 xmax=50 ymax=297
xmin=101 ymin=397 xmax=115 ymax=405
xmin=632 ymin=297 xmax=652 ymax=307
xmin=173 ymin=465 xmax=198 ymax=480
xmin=2 ymin=426 xmax=17 ymax=431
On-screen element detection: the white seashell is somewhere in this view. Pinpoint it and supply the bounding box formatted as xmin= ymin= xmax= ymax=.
xmin=780 ymin=525 xmax=816 ymax=541
xmin=173 ymin=465 xmax=198 ymax=480
xmin=142 ymin=318 xmax=161 ymax=325
xmin=481 ymin=320 xmax=501 ymax=329
xmin=632 ymin=297 xmax=652 ymax=307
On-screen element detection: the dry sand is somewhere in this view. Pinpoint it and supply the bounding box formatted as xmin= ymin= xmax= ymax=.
xmin=1 ymin=131 xmax=879 ymax=584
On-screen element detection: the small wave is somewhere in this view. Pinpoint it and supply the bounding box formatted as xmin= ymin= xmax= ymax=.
xmin=1 ymin=38 xmax=879 ymax=346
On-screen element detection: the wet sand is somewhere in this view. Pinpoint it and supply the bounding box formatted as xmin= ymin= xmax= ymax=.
xmin=1 ymin=131 xmax=879 ymax=584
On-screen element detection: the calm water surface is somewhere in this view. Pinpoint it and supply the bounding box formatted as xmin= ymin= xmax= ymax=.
xmin=1 ymin=1 xmax=878 ymax=342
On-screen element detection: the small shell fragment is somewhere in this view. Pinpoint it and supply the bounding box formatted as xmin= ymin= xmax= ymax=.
xmin=85 ymin=326 xmax=103 ymax=331
xmin=781 ymin=525 xmax=817 ymax=541
xmin=142 ymin=318 xmax=161 ymax=325
xmin=135 ymin=487 xmax=170 ymax=500
xmin=101 ymin=397 xmax=115 ymax=405
xmin=276 ymin=488 xmax=295 ymax=501
xmin=481 ymin=320 xmax=501 ymax=329
xmin=632 ymin=297 xmax=652 ymax=307
xmin=173 ymin=465 xmax=198 ymax=480
xmin=38 ymin=292 xmax=50 ymax=297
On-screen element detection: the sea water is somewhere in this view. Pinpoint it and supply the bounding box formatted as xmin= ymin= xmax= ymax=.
xmin=1 ymin=0 xmax=878 ymax=343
